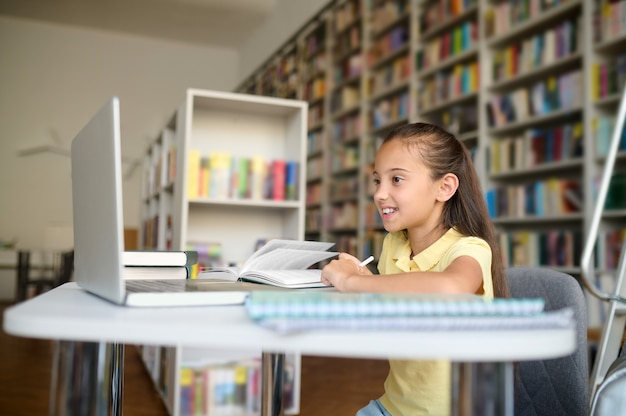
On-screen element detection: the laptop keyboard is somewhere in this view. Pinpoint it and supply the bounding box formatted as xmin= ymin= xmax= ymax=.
xmin=125 ymin=279 xmax=188 ymax=293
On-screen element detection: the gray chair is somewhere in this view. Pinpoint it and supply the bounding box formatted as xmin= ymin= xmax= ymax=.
xmin=506 ymin=267 xmax=589 ymax=416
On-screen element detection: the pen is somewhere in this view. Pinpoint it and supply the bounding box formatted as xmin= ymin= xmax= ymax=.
xmin=359 ymin=255 xmax=375 ymax=267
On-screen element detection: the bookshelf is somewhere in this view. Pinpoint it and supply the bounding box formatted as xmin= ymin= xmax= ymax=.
xmin=140 ymin=88 xmax=308 ymax=415
xmin=482 ymin=0 xmax=586 ymax=277
xmin=300 ymin=13 xmax=332 ymax=245
xmin=141 ymin=113 xmax=178 ymax=251
xmin=584 ymin=0 xmax=626 ymax=329
xmin=234 ymin=0 xmax=626 ymax=330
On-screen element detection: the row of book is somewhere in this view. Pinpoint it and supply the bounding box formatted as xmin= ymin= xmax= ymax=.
xmin=187 ymin=151 xmax=299 ymax=202
xmin=307 ymin=101 xmax=324 ymax=127
xmin=370 ymin=55 xmax=410 ymax=97
xmin=485 ymin=178 xmax=582 ymax=218
xmin=371 ymin=0 xmax=409 ymax=34
xmin=306 ymin=156 xmax=323 ymax=182
xmin=331 ymin=112 xmax=361 ymax=142
xmin=484 ymin=0 xmax=568 ymax=38
xmin=423 ymin=103 xmax=478 ymax=136
xmin=307 ymin=130 xmax=324 ymax=154
xmin=306 ymin=182 xmax=322 ymax=206
xmin=367 ymin=26 xmax=409 ymax=67
xmin=417 ymin=20 xmax=478 ymax=71
xmin=371 ymin=91 xmax=409 ymax=129
xmin=498 ymin=229 xmax=582 ymax=268
xmin=302 ymin=26 xmax=325 ymax=59
xmin=488 ymin=121 xmax=583 ymax=174
xmin=486 ymin=70 xmax=582 ymax=128
xmin=594 ymin=115 xmax=626 ymax=157
xmin=593 ymin=0 xmax=626 ymax=42
xmin=144 ymin=142 xmax=177 ymax=198
xmin=418 ymin=61 xmax=478 ymax=110
xmin=590 ymin=53 xmax=626 ymax=101
xmin=330 ymin=143 xmax=359 ymax=173
xmin=333 ymin=25 xmax=361 ymax=60
xmin=491 ymin=18 xmax=579 ymax=82
xmin=142 ymin=213 xmax=173 ymax=251
xmin=329 ymin=176 xmax=359 ymax=202
xmin=304 ymin=77 xmax=326 ymax=104
xmin=334 ymin=53 xmax=363 ymax=84
xmin=597 ymin=228 xmax=626 ymax=271
xmin=305 ymin=207 xmax=322 ymax=232
xmin=420 ymin=0 xmax=478 ymax=34
xmin=327 ymin=201 xmax=358 ymax=230
xmin=300 ymin=52 xmax=326 ymax=84
xmin=331 ymin=85 xmax=360 ymax=114
xmin=334 ymin=0 xmax=361 ymax=33
xmin=179 ymin=358 xmax=297 ymax=416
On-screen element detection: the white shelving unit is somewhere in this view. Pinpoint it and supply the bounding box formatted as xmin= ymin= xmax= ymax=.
xmin=140 ymin=88 xmax=308 ymax=415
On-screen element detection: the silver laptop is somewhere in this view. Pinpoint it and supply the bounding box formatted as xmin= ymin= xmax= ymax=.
xmin=70 ymin=97 xmax=256 ymax=307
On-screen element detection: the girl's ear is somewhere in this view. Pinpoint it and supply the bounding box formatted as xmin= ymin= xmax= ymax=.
xmin=437 ymin=173 xmax=459 ymax=202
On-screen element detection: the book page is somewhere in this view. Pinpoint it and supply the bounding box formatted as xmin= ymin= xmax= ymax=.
xmin=242 ymin=248 xmax=337 ymax=273
xmin=244 ymin=239 xmax=335 ymax=266
xmin=198 ymin=267 xmax=241 ymax=281
xmin=241 ymin=269 xmax=327 ymax=288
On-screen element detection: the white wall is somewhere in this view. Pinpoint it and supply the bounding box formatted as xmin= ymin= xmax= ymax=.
xmin=0 ymin=16 xmax=239 ymax=253
xmin=0 ymin=2 xmax=328 ymax=300
xmin=238 ymin=0 xmax=329 ymax=82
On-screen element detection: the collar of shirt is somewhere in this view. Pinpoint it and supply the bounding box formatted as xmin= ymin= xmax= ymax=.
xmin=392 ymin=228 xmax=462 ymax=272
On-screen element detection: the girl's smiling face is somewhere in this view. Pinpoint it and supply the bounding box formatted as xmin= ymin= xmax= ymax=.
xmin=373 ymin=139 xmax=446 ymax=234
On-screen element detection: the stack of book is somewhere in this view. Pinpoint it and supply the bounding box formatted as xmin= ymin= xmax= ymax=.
xmin=122 ymin=250 xmax=198 ymax=280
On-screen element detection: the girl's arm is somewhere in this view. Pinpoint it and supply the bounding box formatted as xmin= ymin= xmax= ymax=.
xmin=321 ymin=255 xmax=483 ymax=294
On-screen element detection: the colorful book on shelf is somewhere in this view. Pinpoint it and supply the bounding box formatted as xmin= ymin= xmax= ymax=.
xmin=199 ymin=239 xmax=338 ymax=289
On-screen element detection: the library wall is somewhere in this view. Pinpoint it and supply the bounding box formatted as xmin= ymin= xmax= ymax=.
xmin=0 ymin=16 xmax=238 ymax=254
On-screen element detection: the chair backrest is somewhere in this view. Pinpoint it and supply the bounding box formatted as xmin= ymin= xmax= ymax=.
xmin=506 ymin=267 xmax=589 ymax=416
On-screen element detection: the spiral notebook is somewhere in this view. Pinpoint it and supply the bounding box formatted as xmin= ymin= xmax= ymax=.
xmin=244 ymin=291 xmax=574 ymax=334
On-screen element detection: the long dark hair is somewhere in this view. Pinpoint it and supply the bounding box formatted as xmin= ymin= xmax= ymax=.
xmin=383 ymin=122 xmax=509 ymax=298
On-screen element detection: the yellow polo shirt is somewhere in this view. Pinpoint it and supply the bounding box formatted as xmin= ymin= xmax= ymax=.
xmin=378 ymin=228 xmax=494 ymax=415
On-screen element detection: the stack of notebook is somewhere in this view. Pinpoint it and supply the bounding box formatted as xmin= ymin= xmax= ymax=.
xmin=244 ymin=291 xmax=574 ymax=334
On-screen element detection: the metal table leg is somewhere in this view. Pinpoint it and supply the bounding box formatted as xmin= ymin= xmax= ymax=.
xmin=451 ymin=362 xmax=514 ymax=416
xmin=49 ymin=340 xmax=125 ymax=416
xmin=261 ymin=351 xmax=285 ymax=416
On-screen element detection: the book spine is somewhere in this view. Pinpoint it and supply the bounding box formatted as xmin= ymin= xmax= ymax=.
xmin=272 ymin=159 xmax=286 ymax=200
xmin=285 ymin=161 xmax=299 ymax=200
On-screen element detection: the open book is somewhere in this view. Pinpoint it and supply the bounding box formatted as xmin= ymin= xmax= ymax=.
xmin=198 ymin=239 xmax=338 ymax=288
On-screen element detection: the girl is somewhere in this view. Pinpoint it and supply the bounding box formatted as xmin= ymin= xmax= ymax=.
xmin=320 ymin=122 xmax=509 ymax=415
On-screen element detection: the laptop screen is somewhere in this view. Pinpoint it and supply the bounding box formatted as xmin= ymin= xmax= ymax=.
xmin=70 ymin=97 xmax=126 ymax=304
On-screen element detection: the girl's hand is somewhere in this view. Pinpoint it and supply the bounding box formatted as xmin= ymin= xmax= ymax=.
xmin=320 ymin=253 xmax=373 ymax=291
